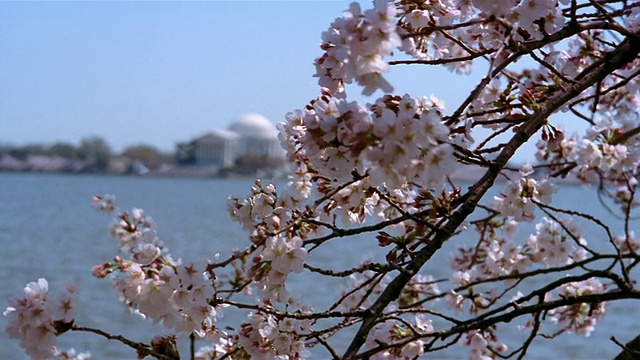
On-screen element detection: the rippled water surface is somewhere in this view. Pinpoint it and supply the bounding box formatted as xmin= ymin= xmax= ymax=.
xmin=0 ymin=173 xmax=638 ymax=359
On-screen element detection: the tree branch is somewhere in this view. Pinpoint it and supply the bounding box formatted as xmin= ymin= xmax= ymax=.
xmin=342 ymin=30 xmax=640 ymax=360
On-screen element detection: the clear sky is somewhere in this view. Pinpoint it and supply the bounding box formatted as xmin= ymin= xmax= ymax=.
xmin=1 ymin=1 xmax=554 ymax=161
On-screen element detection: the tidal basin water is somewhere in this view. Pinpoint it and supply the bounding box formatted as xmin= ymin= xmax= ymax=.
xmin=1 ymin=173 xmax=638 ymax=359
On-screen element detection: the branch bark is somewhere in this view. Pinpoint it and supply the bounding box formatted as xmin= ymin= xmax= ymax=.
xmin=614 ymin=334 xmax=640 ymax=360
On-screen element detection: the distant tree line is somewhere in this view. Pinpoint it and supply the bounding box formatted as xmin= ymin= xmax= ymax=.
xmin=0 ymin=136 xmax=176 ymax=173
xmin=175 ymin=140 xmax=196 ymax=166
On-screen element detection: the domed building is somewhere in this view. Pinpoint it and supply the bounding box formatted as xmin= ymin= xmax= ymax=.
xmin=190 ymin=113 xmax=284 ymax=173
xmin=228 ymin=113 xmax=282 ymax=160
xmin=193 ymin=129 xmax=239 ymax=168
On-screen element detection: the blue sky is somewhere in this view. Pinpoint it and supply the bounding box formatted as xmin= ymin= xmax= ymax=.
xmin=1 ymin=1 xmax=549 ymax=161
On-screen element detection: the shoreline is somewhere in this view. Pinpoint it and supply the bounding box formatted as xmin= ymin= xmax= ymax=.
xmin=0 ymin=164 xmax=591 ymax=186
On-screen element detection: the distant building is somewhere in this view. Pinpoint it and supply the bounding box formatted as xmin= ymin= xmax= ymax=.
xmin=193 ymin=129 xmax=239 ymax=168
xmin=191 ymin=113 xmax=285 ymax=172
xmin=229 ymin=113 xmax=282 ymax=160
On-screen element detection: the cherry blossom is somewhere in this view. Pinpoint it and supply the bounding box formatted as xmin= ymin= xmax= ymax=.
xmin=4 ymin=278 xmax=78 ymax=359
xmin=550 ymin=279 xmax=606 ymax=337
xmin=6 ymin=0 xmax=640 ymax=358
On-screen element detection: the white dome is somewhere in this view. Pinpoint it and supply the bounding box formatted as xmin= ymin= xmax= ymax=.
xmin=210 ymin=128 xmax=240 ymax=140
xmin=228 ymin=113 xmax=278 ymax=139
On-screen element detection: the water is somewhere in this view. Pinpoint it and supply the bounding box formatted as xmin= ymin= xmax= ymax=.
xmin=0 ymin=173 xmax=638 ymax=359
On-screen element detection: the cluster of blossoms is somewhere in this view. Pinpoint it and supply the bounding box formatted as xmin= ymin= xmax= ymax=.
xmin=364 ymin=315 xmax=434 ymax=359
xmin=4 ymin=279 xmax=78 ymax=359
xmin=193 ymin=338 xmax=233 ymax=360
xmin=550 ymin=279 xmax=607 ymax=336
xmin=92 ymin=196 xmax=220 ymax=338
xmin=397 ymin=0 xmax=566 ymax=76
xmin=112 ymin=259 xmax=218 ymax=336
xmin=397 ymin=0 xmax=475 ymax=68
xmin=53 ymin=347 xmax=92 ymax=360
xmin=93 ymin=195 xmax=163 ymax=255
xmin=194 ymin=310 xmax=313 ymax=360
xmin=575 ymin=119 xmax=640 ymax=182
xmin=467 ymin=0 xmax=566 ymax=42
xmin=226 ymin=182 xmax=322 ymax=358
xmin=279 ymin=92 xmax=456 ymax=192
xmin=614 ymin=231 xmax=640 ymax=256
xmin=365 ymin=94 xmax=456 ymax=188
xmin=512 ymin=0 xmax=566 ymax=41
xmin=536 ymin=117 xmax=640 ymax=188
xmin=526 ymin=216 xmax=586 ymax=266
xmin=464 ymin=329 xmax=508 ymax=360
xmin=467 ymin=78 xmax=508 ymax=125
xmin=318 ymin=0 xmax=571 ymax=82
xmin=494 ymin=165 xmax=556 ymax=221
xmin=315 ymin=0 xmax=401 ymax=97
xmin=228 ymin=181 xmax=311 ymax=304
xmin=535 ymin=129 xmax=578 ymax=166
xmin=251 ymin=235 xmax=308 ymax=303
xmin=227 ymin=181 xmax=286 ymax=233
xmin=237 ymin=311 xmax=311 ymax=359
